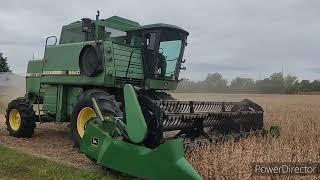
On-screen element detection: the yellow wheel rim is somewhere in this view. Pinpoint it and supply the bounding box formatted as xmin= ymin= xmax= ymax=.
xmin=77 ymin=107 xmax=96 ymax=138
xmin=9 ymin=109 xmax=21 ymax=131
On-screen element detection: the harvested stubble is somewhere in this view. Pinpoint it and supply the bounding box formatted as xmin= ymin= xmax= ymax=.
xmin=173 ymin=93 xmax=320 ymax=180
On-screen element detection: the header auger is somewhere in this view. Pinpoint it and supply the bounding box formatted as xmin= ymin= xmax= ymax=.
xmin=6 ymin=11 xmax=278 ymax=179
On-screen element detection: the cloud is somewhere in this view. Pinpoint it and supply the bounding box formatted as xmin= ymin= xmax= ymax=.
xmin=0 ymin=0 xmax=319 ymax=81
xmin=306 ymin=67 xmax=320 ymax=74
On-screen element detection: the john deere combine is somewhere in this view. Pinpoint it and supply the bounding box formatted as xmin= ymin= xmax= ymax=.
xmin=6 ymin=12 xmax=270 ymax=179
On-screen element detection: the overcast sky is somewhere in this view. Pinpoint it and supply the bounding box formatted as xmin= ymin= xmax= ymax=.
xmin=0 ymin=0 xmax=320 ymax=81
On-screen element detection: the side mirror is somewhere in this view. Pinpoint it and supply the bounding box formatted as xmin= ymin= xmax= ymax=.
xmin=181 ymin=66 xmax=187 ymax=70
xmin=181 ymin=58 xmax=186 ymax=63
xmin=45 ymin=36 xmax=57 ymax=47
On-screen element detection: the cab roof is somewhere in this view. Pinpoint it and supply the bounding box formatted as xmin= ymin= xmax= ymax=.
xmin=128 ymin=23 xmax=189 ymax=35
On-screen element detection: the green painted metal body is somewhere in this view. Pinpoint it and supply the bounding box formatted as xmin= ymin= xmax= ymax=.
xmin=24 ymin=15 xmax=197 ymax=178
xmin=81 ymin=120 xmax=201 ymax=180
xmin=26 ymin=60 xmax=42 ymax=94
xmin=25 ymin=15 xmax=183 ymax=121
xmin=79 ymin=84 xmax=202 ymax=179
xmin=123 ymin=84 xmax=147 ymax=143
xmin=20 ymin=14 xmax=272 ymax=180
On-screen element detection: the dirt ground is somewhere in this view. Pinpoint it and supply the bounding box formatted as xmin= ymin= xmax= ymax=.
xmin=0 ymin=73 xmax=107 ymax=174
xmin=0 ymin=114 xmax=105 ymax=171
xmin=1 ymin=93 xmax=320 ymax=179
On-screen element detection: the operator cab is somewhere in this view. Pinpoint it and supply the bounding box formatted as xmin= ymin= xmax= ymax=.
xmin=127 ymin=24 xmax=189 ymax=81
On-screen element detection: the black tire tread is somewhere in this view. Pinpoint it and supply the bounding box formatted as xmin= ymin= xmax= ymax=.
xmin=5 ymin=97 xmax=36 ymax=138
xmin=71 ymin=89 xmax=122 ymax=148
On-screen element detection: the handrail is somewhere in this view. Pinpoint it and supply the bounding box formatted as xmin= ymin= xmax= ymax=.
xmin=45 ymin=36 xmax=57 ymax=47
xmin=125 ymin=48 xmax=142 ymax=83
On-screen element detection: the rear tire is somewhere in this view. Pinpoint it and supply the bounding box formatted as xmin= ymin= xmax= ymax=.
xmin=5 ymin=97 xmax=36 ymax=138
xmin=71 ymin=89 xmax=122 ymax=148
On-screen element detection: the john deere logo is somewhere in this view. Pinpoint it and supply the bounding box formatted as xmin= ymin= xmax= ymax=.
xmin=91 ymin=137 xmax=99 ymax=146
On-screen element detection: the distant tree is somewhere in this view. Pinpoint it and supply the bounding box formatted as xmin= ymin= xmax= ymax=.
xmin=176 ymin=72 xmax=318 ymax=94
xmin=255 ymin=78 xmax=272 ymax=93
xmin=177 ymin=78 xmax=206 ymax=92
xmin=230 ymin=77 xmax=255 ymax=90
xmin=270 ymin=72 xmax=284 ymax=81
xmin=178 ymin=78 xmax=193 ymax=89
xmin=269 ymin=72 xmax=285 ymax=92
xmin=310 ymin=80 xmax=320 ymax=91
xmin=293 ymin=81 xmax=300 ymax=93
xmin=299 ymin=80 xmax=311 ymax=92
xmin=0 ymin=53 xmax=11 ymax=72
xmin=204 ymin=73 xmax=228 ymax=92
xmin=284 ymin=75 xmax=298 ymax=93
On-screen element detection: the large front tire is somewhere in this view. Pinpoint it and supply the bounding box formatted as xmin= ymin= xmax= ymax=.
xmin=71 ymin=89 xmax=122 ymax=148
xmin=6 ymin=97 xmax=36 ymax=138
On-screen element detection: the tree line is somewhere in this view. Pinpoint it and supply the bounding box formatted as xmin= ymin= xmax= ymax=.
xmin=0 ymin=53 xmax=11 ymax=72
xmin=177 ymin=72 xmax=320 ymax=94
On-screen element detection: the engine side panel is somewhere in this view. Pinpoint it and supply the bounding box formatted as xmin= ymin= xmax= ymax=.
xmin=26 ymin=60 xmax=43 ymax=95
xmin=111 ymin=43 xmax=144 ymax=87
xmin=41 ymin=42 xmax=106 ymax=85
xmin=41 ymin=85 xmax=82 ymax=121
xmin=42 ymin=85 xmax=58 ymax=115
xmin=66 ymin=87 xmax=82 ymax=116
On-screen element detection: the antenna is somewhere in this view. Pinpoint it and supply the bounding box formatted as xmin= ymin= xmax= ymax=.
xmin=96 ymin=10 xmax=100 ymax=20
xmin=94 ymin=10 xmax=101 ymax=43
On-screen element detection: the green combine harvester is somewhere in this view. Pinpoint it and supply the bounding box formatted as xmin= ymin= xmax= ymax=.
xmin=5 ymin=12 xmax=277 ymax=179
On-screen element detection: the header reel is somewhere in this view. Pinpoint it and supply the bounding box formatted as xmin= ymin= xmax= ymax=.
xmin=139 ymin=95 xmax=264 ymax=148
